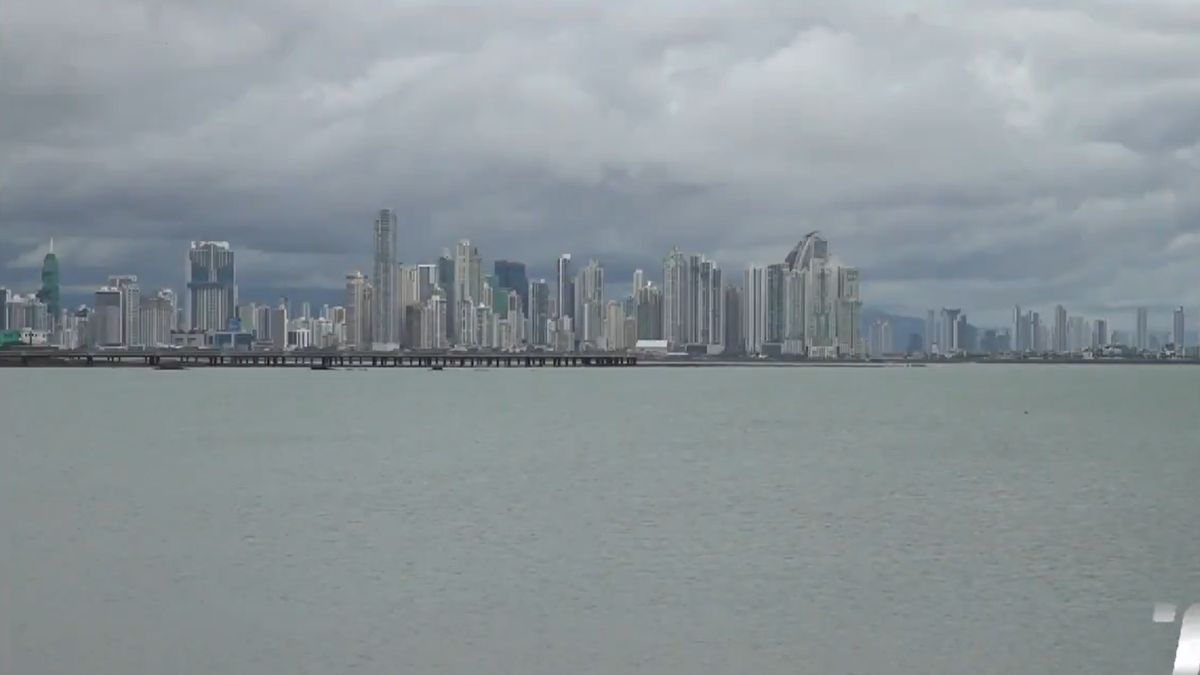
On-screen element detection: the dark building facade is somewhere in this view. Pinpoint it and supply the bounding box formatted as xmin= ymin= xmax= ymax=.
xmin=436 ymin=255 xmax=455 ymax=340
xmin=493 ymin=260 xmax=529 ymax=317
xmin=36 ymin=251 xmax=60 ymax=320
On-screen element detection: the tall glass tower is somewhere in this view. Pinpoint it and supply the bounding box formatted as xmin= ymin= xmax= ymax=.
xmin=186 ymin=241 xmax=237 ymax=331
xmin=372 ymin=209 xmax=398 ymax=345
xmin=36 ymin=238 xmax=60 ymax=320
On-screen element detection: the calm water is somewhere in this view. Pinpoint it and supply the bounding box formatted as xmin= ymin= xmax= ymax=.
xmin=2 ymin=365 xmax=1198 ymax=674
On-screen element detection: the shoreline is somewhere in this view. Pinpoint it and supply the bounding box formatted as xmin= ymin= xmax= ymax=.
xmin=1 ymin=356 xmax=1197 ymax=369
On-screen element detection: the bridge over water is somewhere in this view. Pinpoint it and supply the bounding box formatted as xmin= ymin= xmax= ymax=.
xmin=0 ymin=350 xmax=638 ymax=369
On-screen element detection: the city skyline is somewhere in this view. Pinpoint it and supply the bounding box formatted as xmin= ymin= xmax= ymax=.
xmin=4 ymin=223 xmax=1198 ymax=357
xmin=3 ymin=232 xmax=1197 ymax=335
xmin=3 ymin=2 xmax=1199 ymax=326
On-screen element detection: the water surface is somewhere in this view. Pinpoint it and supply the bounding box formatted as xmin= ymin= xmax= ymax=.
xmin=2 ymin=365 xmax=1197 ymax=674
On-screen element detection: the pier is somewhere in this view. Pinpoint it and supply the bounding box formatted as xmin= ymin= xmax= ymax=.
xmin=0 ymin=349 xmax=638 ymax=369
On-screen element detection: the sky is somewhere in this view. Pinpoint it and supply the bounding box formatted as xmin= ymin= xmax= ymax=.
xmin=2 ymin=0 xmax=1199 ymax=328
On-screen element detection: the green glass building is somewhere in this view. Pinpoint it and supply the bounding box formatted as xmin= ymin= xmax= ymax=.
xmin=36 ymin=241 xmax=60 ymax=319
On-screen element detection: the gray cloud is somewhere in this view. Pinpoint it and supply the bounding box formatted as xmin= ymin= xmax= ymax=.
xmin=2 ymin=0 xmax=1199 ymax=327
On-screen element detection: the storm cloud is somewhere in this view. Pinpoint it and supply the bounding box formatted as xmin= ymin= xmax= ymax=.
xmin=2 ymin=0 xmax=1198 ymax=326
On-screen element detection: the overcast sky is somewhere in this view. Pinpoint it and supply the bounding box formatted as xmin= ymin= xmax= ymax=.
xmin=2 ymin=0 xmax=1198 ymax=327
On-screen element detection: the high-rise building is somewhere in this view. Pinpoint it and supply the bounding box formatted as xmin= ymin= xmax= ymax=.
xmin=939 ymin=309 xmax=961 ymax=353
xmin=93 ymin=287 xmax=123 ymax=346
xmin=454 ymin=240 xmax=483 ymax=343
xmin=1173 ymin=307 xmax=1185 ymax=351
xmin=834 ymin=266 xmax=862 ymax=355
xmin=5 ymin=294 xmax=51 ymax=333
xmin=869 ymin=320 xmax=893 ymax=356
xmin=927 ymin=310 xmax=937 ymax=353
xmin=662 ymin=248 xmax=687 ymax=345
xmin=697 ymin=258 xmax=723 ymax=347
xmin=556 ymin=254 xmax=574 ymax=322
xmin=397 ymin=264 xmax=421 ymax=310
xmin=1052 ymin=304 xmax=1068 ymax=353
xmin=602 ymin=300 xmax=626 ymax=351
xmin=1093 ymin=319 xmax=1108 ymax=348
xmin=139 ymin=289 xmax=177 ymax=347
xmin=662 ymin=249 xmax=723 ymax=348
xmin=372 ymin=209 xmax=398 ymax=345
xmin=779 ymin=231 xmax=859 ymax=357
xmin=493 ymin=261 xmax=529 ymax=318
xmin=36 ymin=239 xmax=60 ymax=321
xmin=1066 ymin=315 xmax=1087 ymax=352
xmin=270 ymin=302 xmax=288 ymax=350
xmin=575 ymin=260 xmax=604 ymax=343
xmin=783 ymin=270 xmax=806 ymax=342
xmin=436 ymin=253 xmax=455 ymax=341
xmin=743 ymin=265 xmax=768 ymax=355
xmin=723 ymin=285 xmax=743 ymax=354
xmin=1136 ymin=307 xmax=1149 ymax=350
xmin=421 ymin=293 xmax=448 ymax=350
xmin=253 ymin=305 xmax=272 ymax=342
xmin=1012 ymin=305 xmax=1026 ymax=352
xmin=415 ymin=264 xmax=437 ymax=303
xmin=528 ymin=280 xmax=551 ymax=346
xmin=108 ymin=275 xmax=141 ymax=346
xmin=345 ymin=271 xmax=371 ymax=349
xmin=765 ymin=263 xmax=785 ymax=344
xmin=634 ymin=284 xmax=663 ymax=341
xmin=186 ymin=241 xmax=237 ymax=332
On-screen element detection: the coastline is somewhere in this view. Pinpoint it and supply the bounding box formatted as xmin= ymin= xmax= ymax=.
xmin=1 ymin=351 xmax=1197 ymax=369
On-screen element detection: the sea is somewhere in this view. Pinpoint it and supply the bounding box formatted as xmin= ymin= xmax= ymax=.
xmin=1 ymin=365 xmax=1197 ymax=675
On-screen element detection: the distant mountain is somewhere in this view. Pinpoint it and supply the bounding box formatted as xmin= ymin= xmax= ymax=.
xmin=861 ymin=307 xmax=926 ymax=352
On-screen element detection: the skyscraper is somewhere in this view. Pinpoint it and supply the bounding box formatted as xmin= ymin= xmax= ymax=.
xmin=779 ymin=231 xmax=859 ymax=357
xmin=93 ymin=287 xmax=123 ymax=347
xmin=528 ymin=279 xmax=551 ymax=346
xmin=662 ymin=248 xmax=687 ymax=345
xmin=372 ymin=209 xmax=398 ymax=345
xmin=186 ymin=241 xmax=237 ymax=332
xmin=139 ymin=289 xmax=177 ymax=347
xmin=723 ymin=285 xmax=743 ymax=354
xmin=1173 ymin=306 xmax=1185 ymax=351
xmin=36 ymin=239 xmax=60 ymax=321
xmin=436 ymin=253 xmax=455 ymax=341
xmin=940 ymin=309 xmax=961 ymax=352
xmin=270 ymin=301 xmax=288 ymax=350
xmin=493 ymin=260 xmax=529 ymax=318
xmin=1011 ymin=305 xmax=1024 ymax=352
xmin=575 ymin=260 xmax=604 ymax=343
xmin=1053 ymin=304 xmax=1068 ymax=353
xmin=1093 ymin=319 xmax=1108 ymax=348
xmin=661 ymin=249 xmax=722 ymax=347
xmin=765 ymin=263 xmax=785 ymax=344
xmin=345 ymin=271 xmax=371 ymax=349
xmin=634 ymin=284 xmax=662 ymax=341
xmin=1136 ymin=307 xmax=1149 ymax=350
xmin=454 ymin=240 xmax=483 ymax=344
xmin=556 ymin=254 xmax=574 ymax=322
xmin=697 ymin=258 xmax=723 ymax=347
xmin=108 ymin=275 xmax=140 ymax=346
xmin=927 ymin=310 xmax=937 ymax=353
xmin=743 ymin=265 xmax=768 ymax=355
